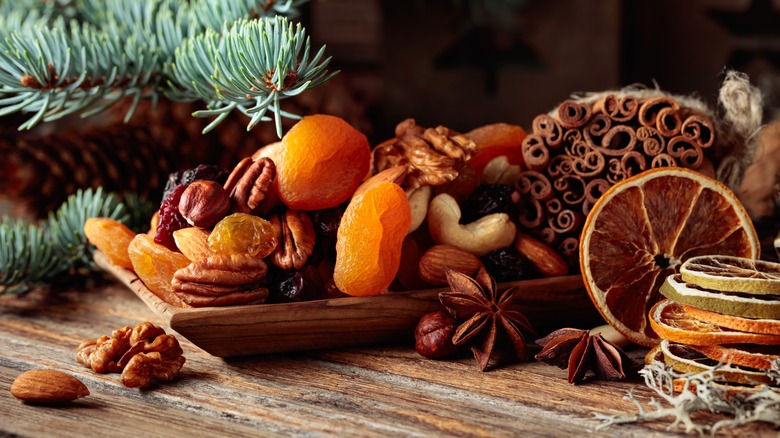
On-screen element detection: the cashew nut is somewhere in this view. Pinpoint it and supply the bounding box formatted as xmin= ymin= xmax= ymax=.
xmin=481 ymin=155 xmax=521 ymax=185
xmin=406 ymin=185 xmax=431 ymax=234
xmin=427 ymin=193 xmax=516 ymax=256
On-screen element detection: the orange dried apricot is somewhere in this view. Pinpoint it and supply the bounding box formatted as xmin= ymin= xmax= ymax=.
xmin=334 ymin=181 xmax=412 ymax=296
xmin=465 ymin=123 xmax=526 ymax=179
xmin=127 ymin=234 xmax=190 ymax=306
xmin=277 ymin=114 xmax=370 ymax=210
xmin=84 ymin=217 xmax=136 ymax=269
xmin=208 ymin=213 xmax=277 ymax=258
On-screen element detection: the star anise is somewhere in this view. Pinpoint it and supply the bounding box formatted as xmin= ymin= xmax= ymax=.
xmin=535 ymin=328 xmax=635 ymax=384
xmin=439 ymin=267 xmax=535 ymax=371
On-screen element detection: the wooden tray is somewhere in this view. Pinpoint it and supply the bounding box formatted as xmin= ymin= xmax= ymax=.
xmin=94 ymin=251 xmax=600 ymax=357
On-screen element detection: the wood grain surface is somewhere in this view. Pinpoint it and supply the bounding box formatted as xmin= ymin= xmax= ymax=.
xmin=1 ymin=279 xmax=777 ymax=437
xmin=93 ymin=251 xmax=600 ymax=357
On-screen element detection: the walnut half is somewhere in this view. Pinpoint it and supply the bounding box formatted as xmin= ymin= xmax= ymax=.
xmin=76 ymin=322 xmax=185 ymax=388
xmin=372 ymin=119 xmax=477 ymax=188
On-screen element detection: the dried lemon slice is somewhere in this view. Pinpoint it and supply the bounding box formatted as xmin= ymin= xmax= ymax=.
xmin=659 ymin=340 xmax=775 ymax=386
xmin=660 ymin=275 xmax=780 ymax=320
xmin=649 ymin=299 xmax=780 ymax=346
xmin=680 ymin=255 xmax=780 ymax=295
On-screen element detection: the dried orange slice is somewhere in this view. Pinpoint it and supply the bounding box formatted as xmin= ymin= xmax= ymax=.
xmin=680 ymin=255 xmax=780 ymax=295
xmin=689 ymin=344 xmax=780 ymax=370
xmin=580 ymin=167 xmax=759 ymax=346
xmin=649 ymin=299 xmax=780 ymax=346
xmin=681 ymin=304 xmax=780 ymax=336
xmin=660 ymin=275 xmax=780 ymax=320
xmin=658 ymin=340 xmax=775 ymax=386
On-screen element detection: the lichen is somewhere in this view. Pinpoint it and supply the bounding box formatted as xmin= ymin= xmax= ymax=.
xmin=595 ymin=361 xmax=780 ymax=435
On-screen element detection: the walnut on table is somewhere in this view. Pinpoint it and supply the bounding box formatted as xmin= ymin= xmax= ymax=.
xmin=76 ymin=322 xmax=185 ymax=388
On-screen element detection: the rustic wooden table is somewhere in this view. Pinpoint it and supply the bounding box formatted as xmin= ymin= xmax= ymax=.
xmin=1 ymin=280 xmax=777 ymax=437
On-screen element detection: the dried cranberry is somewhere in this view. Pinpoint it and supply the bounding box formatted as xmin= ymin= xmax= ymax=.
xmin=162 ymin=164 xmax=229 ymax=203
xmin=460 ymin=184 xmax=514 ymax=224
xmin=154 ymin=185 xmax=189 ymax=251
xmin=480 ymin=247 xmax=539 ymax=282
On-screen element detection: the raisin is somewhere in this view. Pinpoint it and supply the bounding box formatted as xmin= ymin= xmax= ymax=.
xmin=480 ymin=247 xmax=539 ymax=282
xmin=162 ymin=164 xmax=229 ymax=203
xmin=460 ymin=184 xmax=514 ymax=224
xmin=267 ymin=266 xmax=324 ymax=303
xmin=154 ymin=185 xmax=189 ymax=251
xmin=209 ymin=213 xmax=277 ymax=258
xmin=268 ymin=269 xmax=304 ymax=303
xmin=312 ymin=205 xmax=344 ymax=240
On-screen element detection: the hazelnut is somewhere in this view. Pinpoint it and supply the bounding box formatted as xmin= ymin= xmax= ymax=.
xmin=414 ymin=311 xmax=458 ymax=359
xmin=178 ymin=180 xmax=230 ymax=228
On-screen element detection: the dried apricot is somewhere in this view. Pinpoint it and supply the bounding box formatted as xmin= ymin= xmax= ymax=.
xmin=465 ymin=123 xmax=526 ymax=179
xmin=127 ymin=234 xmax=190 ymax=306
xmin=84 ymin=217 xmax=136 ymax=269
xmin=277 ymin=114 xmax=370 ymax=210
xmin=334 ymin=181 xmax=412 ymax=296
xmin=209 ymin=213 xmax=277 ymax=258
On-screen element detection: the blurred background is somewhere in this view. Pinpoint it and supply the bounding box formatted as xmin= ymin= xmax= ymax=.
xmin=4 ymin=0 xmax=780 ymax=219
xmin=310 ymin=0 xmax=780 ymax=138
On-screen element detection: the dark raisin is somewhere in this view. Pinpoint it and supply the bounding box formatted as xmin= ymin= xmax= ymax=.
xmin=480 ymin=247 xmax=539 ymax=282
xmin=311 ymin=205 xmax=344 ymax=239
xmin=267 ymin=266 xmax=324 ymax=303
xmin=161 ymin=164 xmax=229 ymax=203
xmin=268 ymin=269 xmax=304 ymax=303
xmin=460 ymin=184 xmax=514 ymax=224
xmin=154 ymin=185 xmax=189 ymax=251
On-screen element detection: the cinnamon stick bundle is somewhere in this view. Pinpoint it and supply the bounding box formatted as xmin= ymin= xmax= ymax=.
xmin=516 ymin=94 xmax=718 ymax=268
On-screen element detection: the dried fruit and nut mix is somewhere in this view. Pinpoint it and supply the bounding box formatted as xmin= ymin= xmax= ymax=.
xmin=85 ymin=114 xmax=568 ymax=307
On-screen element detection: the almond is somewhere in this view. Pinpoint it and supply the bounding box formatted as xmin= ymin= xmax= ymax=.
xmin=418 ymin=244 xmax=484 ymax=286
xmin=11 ymin=369 xmax=89 ymax=403
xmin=514 ymin=233 xmax=568 ymax=277
xmin=173 ymin=227 xmax=213 ymax=263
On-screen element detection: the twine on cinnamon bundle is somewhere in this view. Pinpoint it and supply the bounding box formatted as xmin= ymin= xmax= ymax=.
xmin=516 ymin=71 xmax=763 ymax=267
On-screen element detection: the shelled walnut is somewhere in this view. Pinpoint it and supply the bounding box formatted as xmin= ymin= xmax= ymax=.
xmin=77 ymin=322 xmax=185 ymax=388
xmin=372 ymin=119 xmax=477 ymax=188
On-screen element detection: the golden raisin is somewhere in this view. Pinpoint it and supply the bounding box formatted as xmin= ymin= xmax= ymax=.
xmin=208 ymin=213 xmax=277 ymax=258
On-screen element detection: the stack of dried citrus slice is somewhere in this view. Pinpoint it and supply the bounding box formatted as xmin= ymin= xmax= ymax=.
xmin=648 ymin=255 xmax=780 ymax=387
xmin=580 ymin=168 xmax=760 ymax=347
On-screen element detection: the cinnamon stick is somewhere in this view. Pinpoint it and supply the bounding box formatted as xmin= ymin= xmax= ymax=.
xmin=557 ymin=101 xmax=592 ymax=129
xmin=522 ymin=134 xmax=551 ymax=171
xmin=638 ymin=96 xmax=679 ymax=128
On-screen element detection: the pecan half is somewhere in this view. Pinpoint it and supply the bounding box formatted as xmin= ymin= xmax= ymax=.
xmin=223 ymin=157 xmax=276 ymax=214
xmin=372 ymin=119 xmax=477 ymax=188
xmin=172 ymin=254 xmax=269 ymax=307
xmin=270 ymin=209 xmax=316 ymax=270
